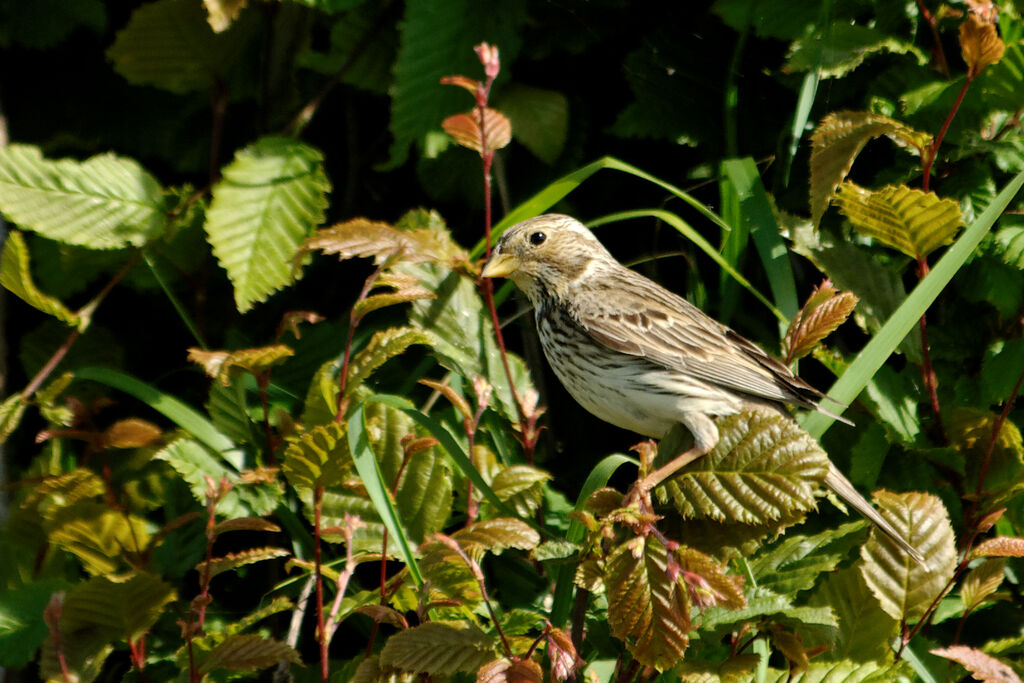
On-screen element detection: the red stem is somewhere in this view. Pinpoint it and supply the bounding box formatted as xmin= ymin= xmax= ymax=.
xmin=335 ymin=268 xmax=382 ymax=422
xmin=915 ymin=259 xmax=945 ymax=441
xmin=314 ymin=486 xmax=328 ymax=682
xmin=257 ymin=372 xmax=276 ymax=464
xmin=915 ymin=0 xmax=951 ymax=79
xmin=923 ymin=76 xmax=972 ymax=192
xmin=975 ymin=365 xmax=1024 ymax=499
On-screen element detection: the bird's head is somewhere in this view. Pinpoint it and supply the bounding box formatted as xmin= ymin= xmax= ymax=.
xmin=481 ymin=214 xmax=611 ymax=304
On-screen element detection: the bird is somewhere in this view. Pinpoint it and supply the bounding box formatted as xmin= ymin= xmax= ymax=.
xmin=481 ymin=213 xmax=926 ymax=566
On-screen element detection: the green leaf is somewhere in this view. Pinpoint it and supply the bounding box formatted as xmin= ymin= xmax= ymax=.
xmin=206 ymin=137 xmax=330 ymax=312
xmin=0 ymin=579 xmax=69 ymax=668
xmin=107 ymin=0 xmax=253 ymax=94
xmin=378 ymin=621 xmax=495 ymax=675
xmin=345 ymin=327 xmax=434 ymax=398
xmin=982 ymin=338 xmax=1024 ymax=404
xmin=836 ymin=183 xmax=965 ymax=259
xmin=0 ymin=231 xmax=80 ymax=327
xmin=0 ymin=393 xmax=26 ymax=444
xmin=62 ymin=572 xmax=176 ymax=641
xmin=807 ymin=567 xmax=898 ymax=663
xmin=0 ymin=145 xmax=167 ymax=249
xmin=485 ymin=465 xmax=551 ymax=517
xmin=198 ymin=633 xmax=301 ymax=673
xmin=47 ymin=501 xmax=150 ymax=575
xmin=996 ymin=224 xmax=1024 ymax=268
xmin=961 ymin=558 xmax=1007 ymax=611
xmin=282 ymin=422 xmax=353 ymax=492
xmin=784 ymin=23 xmax=925 ymax=79
xmin=809 ymin=112 xmax=930 ymax=226
xmin=188 ymin=344 xmax=294 ymax=385
xmin=659 ymin=409 xmax=829 ymax=524
xmin=497 ymin=84 xmax=569 ymax=164
xmin=859 ymin=491 xmax=957 ymax=622
xmin=451 ymin=517 xmax=540 ymax=558
xmin=748 ymin=522 xmax=864 ymax=597
xmin=205 ymin=547 xmax=290 ymax=579
xmin=297 ymin=3 xmax=396 ymax=94
xmin=605 ymin=536 xmax=690 ymax=671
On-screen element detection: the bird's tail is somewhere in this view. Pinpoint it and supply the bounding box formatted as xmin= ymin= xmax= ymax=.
xmin=824 ymin=464 xmax=928 ymax=567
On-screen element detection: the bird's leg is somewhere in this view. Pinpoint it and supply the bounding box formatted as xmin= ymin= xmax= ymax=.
xmin=623 ymin=446 xmax=710 ymax=511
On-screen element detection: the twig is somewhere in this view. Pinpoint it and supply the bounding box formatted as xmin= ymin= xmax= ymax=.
xmin=916 ymin=0 xmax=951 ymax=79
xmin=923 ymin=76 xmax=972 ymax=192
xmin=314 ymin=485 xmax=328 ymax=682
xmin=335 ymin=266 xmax=383 ymax=422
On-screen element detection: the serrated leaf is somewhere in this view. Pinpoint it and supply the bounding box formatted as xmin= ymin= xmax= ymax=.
xmin=675 ymin=545 xmax=746 ymax=610
xmin=48 ymin=501 xmax=151 ymax=575
xmin=486 ymin=465 xmax=551 ymax=517
xmin=497 ymin=84 xmax=568 ymax=164
xmin=188 ymin=345 xmax=294 ymax=385
xmin=749 ymin=522 xmax=863 ymax=597
xmin=442 ymin=108 xmax=511 ymax=154
xmin=303 ymin=217 xmax=460 ymax=265
xmin=700 ymin=587 xmax=836 ymax=636
xmin=353 ymin=288 xmax=436 ymax=319
xmin=784 ymin=23 xmax=925 ymax=79
xmin=214 ymin=517 xmax=281 ymax=535
xmin=806 ymin=567 xmax=897 ymax=663
xmin=378 ymin=621 xmax=495 ymax=674
xmin=0 ymin=144 xmax=168 ymax=249
xmin=451 ymin=518 xmax=540 ymax=559
xmin=0 ymin=230 xmax=80 ymax=327
xmin=962 ymin=558 xmax=1007 ymax=611
xmin=972 ymin=536 xmax=1024 ymax=558
xmin=62 ymin=572 xmax=176 ymax=641
xmin=809 ymin=112 xmax=930 ymax=226
xmin=0 ymin=393 xmax=26 ymax=444
xmin=206 ymin=137 xmax=330 ymax=312
xmin=931 ymin=645 xmax=1020 ymax=683
xmin=204 ymin=547 xmax=290 ymax=579
xmin=345 ymin=327 xmax=434 ymax=398
xmin=836 ymin=183 xmax=965 ymax=259
xmin=783 ymin=281 xmax=858 ymax=363
xmin=859 ymin=491 xmax=956 ymax=622
xmin=605 ymin=536 xmax=690 ymax=671
xmin=282 ymin=422 xmax=353 ymax=492
xmin=108 ymin=0 xmax=252 ymax=93
xmin=477 ymin=657 xmax=543 ymax=683
xmin=199 ymin=633 xmax=301 ymax=673
xmin=960 ymin=13 xmax=1005 ymax=79
xmin=660 ymin=408 xmax=829 ymax=524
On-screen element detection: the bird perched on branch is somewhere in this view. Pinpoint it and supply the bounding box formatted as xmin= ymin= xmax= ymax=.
xmin=482 ymin=213 xmax=925 ymax=566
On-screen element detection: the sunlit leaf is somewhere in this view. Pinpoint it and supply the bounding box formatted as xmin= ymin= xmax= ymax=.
xmin=972 ymin=536 xmax=1024 ymax=558
xmin=0 ymin=144 xmax=168 ymax=249
xmin=47 ymin=501 xmax=151 ymax=575
xmin=203 ymin=0 xmax=247 ymax=32
xmin=353 ymin=288 xmax=436 ymax=319
xmin=859 ymin=491 xmax=956 ymax=622
xmin=451 ymin=517 xmax=540 ymax=559
xmin=101 ymin=418 xmax=163 ymax=449
xmin=809 ymin=112 xmax=930 ymax=226
xmin=485 ymin=465 xmax=551 ymax=517
xmin=302 ymin=217 xmax=461 ymax=265
xmin=660 ymin=408 xmax=829 ymax=524
xmin=605 ymin=536 xmax=690 ymax=670
xmin=748 ymin=522 xmax=864 ymax=597
xmin=206 ymin=137 xmax=330 ymax=312
xmin=378 ymin=621 xmax=495 ymax=675
xmin=961 ymin=558 xmax=1007 ymax=611
xmin=0 ymin=231 xmax=80 ymax=328
xmin=784 ymin=23 xmax=925 ymax=79
xmin=108 ymin=0 xmax=253 ymax=93
xmin=783 ymin=281 xmax=858 ymax=363
xmin=282 ymin=422 xmax=353 ymax=492
xmin=199 ymin=633 xmax=301 ymax=673
xmin=188 ymin=345 xmax=294 ymax=385
xmin=0 ymin=394 xmax=26 ymax=444
xmin=960 ymin=13 xmax=1005 ymax=79
xmin=345 ymin=327 xmax=434 ymax=398
xmin=836 ymin=183 xmax=964 ymax=259
xmin=931 ymin=645 xmax=1020 ymax=683
xmin=442 ymin=108 xmax=511 ymax=154
xmin=204 ymin=547 xmax=290 ymax=579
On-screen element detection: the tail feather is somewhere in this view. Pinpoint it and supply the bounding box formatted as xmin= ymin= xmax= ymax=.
xmin=824 ymin=464 xmax=927 ymax=567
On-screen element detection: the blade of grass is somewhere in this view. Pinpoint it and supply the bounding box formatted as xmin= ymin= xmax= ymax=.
xmin=721 ymin=157 xmax=799 ymax=328
xmin=549 ymin=453 xmax=637 ymax=627
xmin=717 ymin=163 xmax=748 ymax=325
xmin=800 ymin=170 xmax=1024 ymax=438
xmin=74 ymin=366 xmax=242 ymax=469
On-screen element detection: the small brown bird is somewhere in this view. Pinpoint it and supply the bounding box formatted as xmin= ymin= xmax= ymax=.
xmin=482 ymin=214 xmax=925 ymax=565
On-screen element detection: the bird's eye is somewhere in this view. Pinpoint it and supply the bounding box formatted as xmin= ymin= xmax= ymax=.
xmin=529 ymin=231 xmax=547 ymax=246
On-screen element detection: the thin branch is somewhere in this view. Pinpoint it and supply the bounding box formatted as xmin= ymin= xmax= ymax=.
xmin=923 ymin=76 xmax=972 ymax=192
xmin=916 ymin=0 xmax=951 ymax=79
xmin=314 ymin=485 xmax=328 ymax=682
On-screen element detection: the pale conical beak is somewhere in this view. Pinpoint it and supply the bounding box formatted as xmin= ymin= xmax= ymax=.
xmin=481 ymin=251 xmax=520 ymax=278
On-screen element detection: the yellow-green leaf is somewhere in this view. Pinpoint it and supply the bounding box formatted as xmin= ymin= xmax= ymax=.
xmin=961 ymin=558 xmax=1007 ymax=611
xmin=282 ymin=422 xmax=352 ymax=492
xmin=783 ymin=281 xmax=858 ymax=363
xmin=203 ymin=547 xmax=290 ymax=579
xmin=451 ymin=518 xmax=541 ymax=559
xmin=61 ymin=572 xmax=176 ymax=642
xmin=0 ymin=393 xmax=26 ymax=444
xmin=199 ymin=633 xmax=301 ymax=673
xmin=188 ymin=344 xmax=294 ymax=385
xmin=0 ymin=231 xmax=80 ymax=327
xmin=809 ymin=112 xmax=931 ymax=226
xmin=378 ymin=621 xmax=495 ymax=675
xmin=836 ymin=183 xmax=965 ymax=259
xmin=352 ymin=288 xmax=436 ymax=320
xmin=345 ymin=327 xmax=434 ymax=398
xmin=859 ymin=491 xmax=956 ymax=622
xmin=47 ymin=502 xmax=151 ymax=575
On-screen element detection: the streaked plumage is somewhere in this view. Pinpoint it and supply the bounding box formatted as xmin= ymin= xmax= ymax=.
xmin=482 ymin=214 xmax=925 ymax=566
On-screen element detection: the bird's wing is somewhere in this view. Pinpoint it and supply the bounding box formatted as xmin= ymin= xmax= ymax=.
xmin=572 ymin=267 xmax=823 ymax=408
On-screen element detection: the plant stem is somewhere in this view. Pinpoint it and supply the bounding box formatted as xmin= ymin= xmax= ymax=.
xmin=923 ymin=76 xmax=972 ymax=193
xmin=916 ymin=0 xmax=951 ymax=79
xmin=975 ymin=365 xmax=1024 ymax=499
xmin=915 ymin=258 xmax=945 ymax=441
xmin=314 ymin=485 xmax=328 ymax=682
xmin=335 ymin=267 xmax=382 ymax=422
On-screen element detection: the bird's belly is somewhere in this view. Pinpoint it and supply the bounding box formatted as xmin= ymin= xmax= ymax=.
xmin=538 ymin=317 xmax=743 ymax=439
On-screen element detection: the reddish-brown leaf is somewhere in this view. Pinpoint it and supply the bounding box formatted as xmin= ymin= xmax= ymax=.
xmin=442 ymin=108 xmax=511 ymax=154
xmin=931 ymin=645 xmax=1021 ymax=683
xmin=102 ymin=418 xmax=163 ymax=449
xmin=783 ymin=281 xmax=859 ymax=363
xmin=972 ymin=536 xmax=1024 ymax=558
xmin=959 ymin=13 xmax=1005 ymax=78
